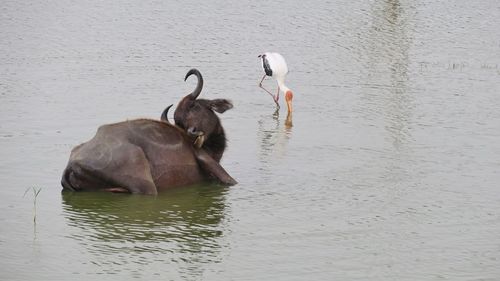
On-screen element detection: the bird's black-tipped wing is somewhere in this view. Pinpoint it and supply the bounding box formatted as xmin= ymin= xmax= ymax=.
xmin=262 ymin=54 xmax=273 ymax=76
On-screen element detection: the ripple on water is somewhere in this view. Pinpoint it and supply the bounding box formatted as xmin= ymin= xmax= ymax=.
xmin=61 ymin=185 xmax=229 ymax=269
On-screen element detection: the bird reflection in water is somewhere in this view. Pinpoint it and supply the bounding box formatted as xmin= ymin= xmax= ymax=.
xmin=257 ymin=109 xmax=293 ymax=179
xmin=272 ymin=107 xmax=293 ymax=129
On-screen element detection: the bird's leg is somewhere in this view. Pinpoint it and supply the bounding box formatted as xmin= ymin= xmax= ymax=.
xmin=259 ymin=74 xmax=266 ymax=87
xmin=272 ymin=87 xmax=280 ymax=108
xmin=273 ymin=94 xmax=280 ymax=108
xmin=260 ymin=85 xmax=275 ymax=99
xmin=259 ymin=75 xmax=272 ymax=95
xmin=259 ymin=75 xmax=280 ymax=109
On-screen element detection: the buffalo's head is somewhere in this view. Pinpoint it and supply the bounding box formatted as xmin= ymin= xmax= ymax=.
xmin=169 ymin=69 xmax=233 ymax=149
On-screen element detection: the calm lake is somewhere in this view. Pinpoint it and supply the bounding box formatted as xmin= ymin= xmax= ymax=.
xmin=1 ymin=0 xmax=499 ymax=280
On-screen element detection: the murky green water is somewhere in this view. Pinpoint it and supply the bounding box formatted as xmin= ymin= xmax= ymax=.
xmin=1 ymin=0 xmax=499 ymax=280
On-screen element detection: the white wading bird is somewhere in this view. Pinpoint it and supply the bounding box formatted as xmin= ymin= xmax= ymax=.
xmin=258 ymin=52 xmax=294 ymax=113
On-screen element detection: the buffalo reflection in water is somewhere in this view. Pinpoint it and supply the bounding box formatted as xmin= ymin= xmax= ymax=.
xmin=61 ymin=184 xmax=228 ymax=274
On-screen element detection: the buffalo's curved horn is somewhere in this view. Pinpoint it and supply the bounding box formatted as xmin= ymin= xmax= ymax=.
xmin=184 ymin=68 xmax=203 ymax=99
xmin=160 ymin=104 xmax=173 ymax=123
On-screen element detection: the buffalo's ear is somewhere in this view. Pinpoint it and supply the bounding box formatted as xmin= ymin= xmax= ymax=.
xmin=209 ymin=99 xmax=233 ymax=113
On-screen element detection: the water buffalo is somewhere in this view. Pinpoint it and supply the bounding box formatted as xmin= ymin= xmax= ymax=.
xmin=61 ymin=69 xmax=236 ymax=195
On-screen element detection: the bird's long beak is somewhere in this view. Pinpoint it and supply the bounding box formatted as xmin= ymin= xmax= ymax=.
xmin=285 ymin=90 xmax=293 ymax=113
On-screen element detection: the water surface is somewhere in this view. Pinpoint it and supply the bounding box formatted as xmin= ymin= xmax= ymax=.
xmin=1 ymin=0 xmax=499 ymax=280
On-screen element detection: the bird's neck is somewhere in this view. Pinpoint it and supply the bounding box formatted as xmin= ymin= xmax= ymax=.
xmin=277 ymin=78 xmax=289 ymax=93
